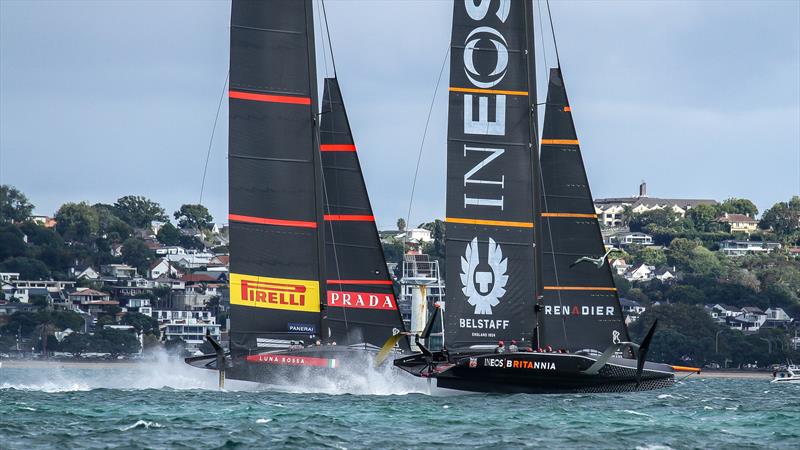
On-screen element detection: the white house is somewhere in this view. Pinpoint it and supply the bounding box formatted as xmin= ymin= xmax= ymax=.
xmin=594 ymin=182 xmax=717 ymax=227
xmin=610 ymin=259 xmax=629 ymax=275
xmin=719 ymin=240 xmax=781 ymax=257
xmin=623 ymin=263 xmax=655 ymax=282
xmin=148 ymin=258 xmax=181 ymax=279
xmin=654 ymin=267 xmax=676 ymax=282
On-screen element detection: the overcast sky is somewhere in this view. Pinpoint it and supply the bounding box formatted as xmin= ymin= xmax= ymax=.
xmin=1 ymin=0 xmax=798 ymax=229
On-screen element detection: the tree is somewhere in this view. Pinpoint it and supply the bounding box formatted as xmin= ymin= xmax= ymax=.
xmin=121 ymin=312 xmax=160 ymax=335
xmin=759 ymin=196 xmax=800 ymax=237
xmin=0 ymin=185 xmax=34 ymax=224
xmin=0 ymin=257 xmax=50 ymax=280
xmin=121 ymin=237 xmax=153 ymax=274
xmin=61 ymin=333 xmax=92 ymax=356
xmin=178 ymin=234 xmax=205 ymax=250
xmin=156 ymin=222 xmax=181 ymax=246
xmin=719 ymin=198 xmax=758 ymax=217
xmin=629 ymin=303 xmax=720 ymax=365
xmin=55 ymin=202 xmax=99 ymax=243
xmin=620 ymin=205 xmax=635 ymax=228
xmin=0 ymin=226 xmax=28 ymax=260
xmin=686 ymin=203 xmax=719 ymax=232
xmin=93 ymin=328 xmax=141 ymax=356
xmin=174 ymin=204 xmax=213 ymax=231
xmin=396 ymin=218 xmax=406 ymax=232
xmin=113 ymin=195 xmax=168 ymax=228
xmin=629 ymin=209 xmax=677 ymax=232
xmin=93 ymin=204 xmax=132 ymax=243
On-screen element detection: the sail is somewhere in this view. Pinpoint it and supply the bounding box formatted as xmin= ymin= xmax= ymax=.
xmin=319 ymin=78 xmax=409 ymax=349
xmin=227 ymin=0 xmax=325 ymax=353
xmin=538 ymin=67 xmax=630 ymax=352
xmin=444 ymin=0 xmax=538 ymax=348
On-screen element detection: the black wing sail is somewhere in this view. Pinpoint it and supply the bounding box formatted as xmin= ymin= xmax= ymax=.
xmin=319 ymin=78 xmax=409 ymax=349
xmin=444 ymin=1 xmax=537 ymax=349
xmin=538 ymin=67 xmax=630 ymax=352
xmin=228 ymin=0 xmax=325 ymax=353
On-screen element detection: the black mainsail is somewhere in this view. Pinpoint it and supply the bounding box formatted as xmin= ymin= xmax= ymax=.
xmin=444 ymin=0 xmax=539 ymax=349
xmin=538 ymin=67 xmax=630 ymax=352
xmin=393 ymin=1 xmax=686 ymax=393
xmin=319 ymin=78 xmax=409 ymax=350
xmin=227 ymin=0 xmax=325 ymax=352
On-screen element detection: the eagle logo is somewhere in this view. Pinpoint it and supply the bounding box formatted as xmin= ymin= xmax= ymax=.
xmin=460 ymin=237 xmax=508 ymax=315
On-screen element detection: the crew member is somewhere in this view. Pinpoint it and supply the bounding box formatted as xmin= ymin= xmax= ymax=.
xmin=508 ymin=340 xmax=519 ymax=353
xmin=495 ymin=340 xmax=505 ymax=354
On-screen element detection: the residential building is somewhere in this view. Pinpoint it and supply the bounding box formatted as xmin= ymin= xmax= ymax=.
xmin=68 ymin=288 xmax=111 ymax=305
xmin=610 ymin=259 xmax=629 ymax=276
xmin=623 ymin=263 xmax=655 ymax=282
xmin=29 ymin=215 xmax=57 ymax=228
xmin=148 ymin=258 xmax=181 ymax=279
xmin=653 ymin=266 xmax=676 ymax=282
xmin=716 ymin=213 xmax=759 ymax=235
xmin=163 ymin=318 xmax=221 ymax=350
xmin=3 ymin=279 xmax=76 ymax=303
xmin=620 ymin=298 xmax=646 ymax=324
xmin=719 ymin=240 xmax=781 ymax=257
xmin=594 ymin=182 xmax=717 ymax=227
xmin=607 ymin=231 xmax=654 ymax=247
xmin=763 ymin=308 xmax=794 ymax=329
xmin=100 ymin=264 xmax=138 ymax=279
xmin=70 ymin=266 xmax=100 ymax=280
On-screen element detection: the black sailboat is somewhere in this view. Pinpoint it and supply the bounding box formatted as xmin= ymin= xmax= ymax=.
xmin=393 ymin=0 xmax=695 ymax=393
xmin=186 ymin=0 xmax=407 ymax=384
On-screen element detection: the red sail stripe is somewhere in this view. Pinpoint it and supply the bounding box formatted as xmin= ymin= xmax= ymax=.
xmin=229 ymin=90 xmax=311 ymax=105
xmin=229 ymin=214 xmax=317 ymax=229
xmin=327 ymin=280 xmax=393 ymax=285
xmin=320 ymin=144 xmax=357 ymax=152
xmin=323 ymin=214 xmax=375 ymax=221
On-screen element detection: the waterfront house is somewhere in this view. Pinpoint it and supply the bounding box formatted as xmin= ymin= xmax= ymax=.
xmin=719 ymin=240 xmax=781 ymax=257
xmin=763 ymin=308 xmax=794 ymax=329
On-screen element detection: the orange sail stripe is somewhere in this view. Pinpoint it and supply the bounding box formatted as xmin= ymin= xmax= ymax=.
xmin=541 ymin=212 xmax=597 ymax=219
xmin=543 ymin=286 xmax=617 ymax=292
xmin=229 ymin=90 xmax=311 ymax=105
xmin=324 ymin=215 xmax=375 ymax=222
xmin=229 ymin=214 xmax=317 ymax=229
xmin=563 ymin=106 xmax=571 ymax=112
xmin=446 ymin=217 xmax=534 ymax=228
xmin=327 ymin=280 xmax=393 ymax=285
xmin=541 ymin=139 xmax=580 ymax=145
xmin=449 ymin=86 xmax=529 ymax=96
xmin=320 ymin=144 xmax=357 ymax=152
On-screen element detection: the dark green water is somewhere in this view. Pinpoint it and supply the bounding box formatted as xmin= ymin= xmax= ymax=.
xmin=1 ymin=358 xmax=798 ymax=449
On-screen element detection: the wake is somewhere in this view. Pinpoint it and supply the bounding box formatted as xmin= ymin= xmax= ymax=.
xmin=0 ymin=349 xmax=432 ymax=395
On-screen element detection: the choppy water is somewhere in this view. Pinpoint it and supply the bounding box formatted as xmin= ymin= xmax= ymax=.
xmin=1 ymin=355 xmax=798 ymax=449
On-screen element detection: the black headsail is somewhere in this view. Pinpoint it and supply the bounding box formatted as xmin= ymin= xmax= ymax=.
xmin=538 ymin=67 xmax=630 ymax=352
xmin=319 ymin=78 xmax=409 ymax=350
xmin=444 ymin=0 xmax=539 ymax=349
xmin=227 ymin=0 xmax=325 ymax=353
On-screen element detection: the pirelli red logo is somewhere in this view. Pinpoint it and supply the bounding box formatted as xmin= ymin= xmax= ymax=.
xmin=327 ymin=291 xmax=397 ymax=310
xmin=246 ymin=354 xmax=337 ymax=368
xmin=230 ymin=273 xmax=319 ymax=312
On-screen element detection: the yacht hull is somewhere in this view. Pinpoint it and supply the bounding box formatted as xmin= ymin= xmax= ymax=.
xmin=395 ymin=351 xmax=675 ymax=394
xmin=185 ymin=346 xmax=388 ymax=385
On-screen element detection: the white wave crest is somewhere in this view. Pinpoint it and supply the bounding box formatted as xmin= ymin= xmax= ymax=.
xmin=120 ymin=420 xmax=164 ymax=431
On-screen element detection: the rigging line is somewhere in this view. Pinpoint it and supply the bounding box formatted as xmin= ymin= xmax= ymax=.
xmin=403 ymin=44 xmax=450 ymax=255
xmin=539 ymin=163 xmax=570 ymax=348
xmin=545 ymin=0 xmax=561 ymax=68
xmin=536 ymin=0 xmax=549 ymax=70
xmin=320 ymin=0 xmax=338 ymax=77
xmin=316 ymin=0 xmax=329 ymax=77
xmin=199 ymin=71 xmax=229 ymax=206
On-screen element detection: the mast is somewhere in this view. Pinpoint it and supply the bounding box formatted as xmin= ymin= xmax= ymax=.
xmin=227 ymin=0 xmax=323 ymax=353
xmin=523 ymin=0 xmax=544 ymax=348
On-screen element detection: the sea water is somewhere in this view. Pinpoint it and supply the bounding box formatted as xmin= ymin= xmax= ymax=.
xmin=1 ymin=355 xmax=798 ymax=449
